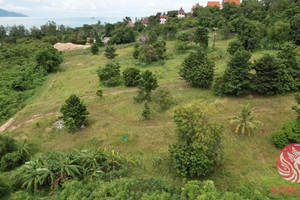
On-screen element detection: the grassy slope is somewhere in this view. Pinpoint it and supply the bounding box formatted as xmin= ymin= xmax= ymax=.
xmin=3 ymin=35 xmax=299 ymax=199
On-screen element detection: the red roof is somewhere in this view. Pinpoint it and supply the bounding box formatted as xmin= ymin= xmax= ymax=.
xmin=141 ymin=17 xmax=148 ymax=24
xmin=127 ymin=21 xmax=135 ymax=27
xmin=178 ymin=7 xmax=185 ymax=15
xmin=222 ymin=0 xmax=241 ymax=5
xmin=207 ymin=1 xmax=220 ymax=7
xmin=160 ymin=12 xmax=169 ymax=19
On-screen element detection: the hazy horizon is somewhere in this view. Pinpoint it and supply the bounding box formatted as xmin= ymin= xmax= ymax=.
xmin=0 ymin=0 xmax=216 ymax=18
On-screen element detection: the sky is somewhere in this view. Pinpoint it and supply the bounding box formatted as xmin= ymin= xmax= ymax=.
xmin=0 ymin=0 xmax=212 ymax=18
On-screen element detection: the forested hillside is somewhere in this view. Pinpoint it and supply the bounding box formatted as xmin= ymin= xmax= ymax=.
xmin=0 ymin=0 xmax=300 ymax=199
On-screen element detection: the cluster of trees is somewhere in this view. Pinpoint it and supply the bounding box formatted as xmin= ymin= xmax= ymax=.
xmin=133 ymin=31 xmax=167 ymax=63
xmin=0 ymin=40 xmax=62 ymax=124
xmin=0 ymin=21 xmax=103 ymax=45
xmin=214 ymin=42 xmax=299 ymax=96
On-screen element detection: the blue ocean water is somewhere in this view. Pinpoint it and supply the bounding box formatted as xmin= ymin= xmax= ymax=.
xmin=0 ymin=17 xmax=126 ymax=29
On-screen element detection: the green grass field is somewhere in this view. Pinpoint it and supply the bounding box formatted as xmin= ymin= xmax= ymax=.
xmin=2 ymin=35 xmax=299 ymax=199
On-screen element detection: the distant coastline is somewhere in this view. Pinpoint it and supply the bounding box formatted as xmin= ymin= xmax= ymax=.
xmin=0 ymin=8 xmax=27 ymax=17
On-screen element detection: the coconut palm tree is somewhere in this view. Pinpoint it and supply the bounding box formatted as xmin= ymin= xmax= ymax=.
xmin=230 ymin=104 xmax=261 ymax=137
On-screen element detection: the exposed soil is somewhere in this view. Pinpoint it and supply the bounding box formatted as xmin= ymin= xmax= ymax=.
xmin=53 ymin=43 xmax=91 ymax=51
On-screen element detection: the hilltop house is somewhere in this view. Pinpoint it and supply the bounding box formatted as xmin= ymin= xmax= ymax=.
xmin=160 ymin=12 xmax=169 ymax=24
xmin=141 ymin=17 xmax=149 ymax=26
xmin=191 ymin=3 xmax=204 ymax=12
xmin=177 ymin=7 xmax=186 ymax=18
xmin=126 ymin=21 xmax=135 ymax=27
xmin=207 ymin=1 xmax=221 ymax=8
xmin=221 ymin=0 xmax=241 ymax=8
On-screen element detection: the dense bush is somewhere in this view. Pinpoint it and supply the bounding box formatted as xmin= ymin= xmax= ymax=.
xmin=169 ymin=100 xmax=223 ymax=177
xmin=133 ymin=43 xmax=140 ymax=59
xmin=253 ymin=53 xmax=296 ymax=95
xmin=60 ymin=94 xmax=89 ymax=133
xmin=152 ymin=87 xmax=175 ymax=111
xmin=273 ymin=120 xmax=300 ymax=148
xmin=0 ymin=177 xmax=10 ymax=198
xmin=35 ymin=47 xmax=63 ymax=73
xmin=0 ymin=135 xmax=30 ymax=172
xmin=122 ymin=67 xmax=141 ymax=87
xmin=179 ymin=47 xmax=214 ymax=88
xmin=97 ymin=62 xmax=122 ymax=86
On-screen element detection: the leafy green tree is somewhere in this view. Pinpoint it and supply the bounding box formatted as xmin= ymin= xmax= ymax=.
xmin=122 ymin=67 xmax=141 ymax=87
xmin=253 ymin=54 xmax=296 ymax=94
xmin=277 ymin=42 xmax=300 ymax=82
xmin=227 ymin=40 xmax=244 ymax=55
xmin=147 ymin=30 xmax=158 ymax=45
xmin=213 ymin=50 xmax=252 ymax=96
xmin=169 ymin=100 xmax=223 ymax=177
xmin=152 ymin=87 xmax=174 ymax=111
xmin=267 ymin=21 xmax=291 ymax=43
xmin=194 ymin=26 xmax=209 ymax=48
xmin=290 ymin=14 xmax=300 ymax=45
xmin=179 ymin=47 xmax=214 ymax=88
xmin=135 ymin=70 xmax=158 ymax=102
xmin=238 ymin=20 xmax=260 ymax=51
xmin=35 ymin=47 xmax=63 ymax=73
xmin=60 ymin=94 xmax=89 ymax=133
xmin=105 ymin=45 xmax=118 ymax=60
xmin=97 ymin=62 xmax=121 ymax=87
xmin=91 ymin=43 xmax=99 ymax=55
xmin=230 ymin=104 xmax=260 ymax=137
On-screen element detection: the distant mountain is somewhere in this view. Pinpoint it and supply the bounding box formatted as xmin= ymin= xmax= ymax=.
xmin=0 ymin=8 xmax=27 ymax=17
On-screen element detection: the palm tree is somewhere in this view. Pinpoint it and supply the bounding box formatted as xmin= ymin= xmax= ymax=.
xmin=230 ymin=104 xmax=261 ymax=137
xmin=17 ymin=139 xmax=30 ymax=157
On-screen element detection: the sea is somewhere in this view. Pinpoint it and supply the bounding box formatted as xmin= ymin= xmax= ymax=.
xmin=0 ymin=17 xmax=131 ymax=29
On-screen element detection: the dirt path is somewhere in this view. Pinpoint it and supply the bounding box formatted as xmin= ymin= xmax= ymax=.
xmin=81 ymin=88 xmax=138 ymax=99
xmin=0 ymin=112 xmax=60 ymax=132
xmin=0 ymin=118 xmax=15 ymax=132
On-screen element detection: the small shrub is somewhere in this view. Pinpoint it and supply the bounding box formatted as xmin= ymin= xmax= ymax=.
xmin=293 ymin=93 xmax=300 ymax=120
xmin=272 ymin=120 xmax=300 ymax=148
xmin=96 ymin=88 xmax=103 ymax=97
xmin=123 ymin=67 xmax=141 ymax=87
xmin=152 ymin=87 xmax=174 ymax=111
xmin=142 ymin=103 xmax=151 ymax=120
xmin=133 ymin=43 xmax=140 ymax=59
xmin=175 ymin=41 xmax=190 ymax=53
xmin=135 ymin=70 xmax=158 ymax=102
xmin=35 ymin=47 xmax=63 ymax=74
xmin=0 ymin=151 xmax=24 ymax=171
xmin=91 ymin=43 xmax=99 ymax=55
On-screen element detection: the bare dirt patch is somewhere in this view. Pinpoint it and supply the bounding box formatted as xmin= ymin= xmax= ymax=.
xmin=53 ymin=43 xmax=90 ymax=51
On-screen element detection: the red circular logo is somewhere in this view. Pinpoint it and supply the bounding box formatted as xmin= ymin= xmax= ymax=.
xmin=277 ymin=143 xmax=300 ymax=183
